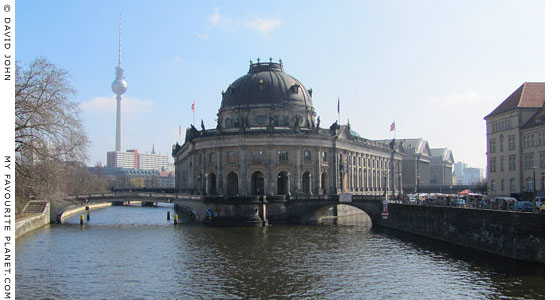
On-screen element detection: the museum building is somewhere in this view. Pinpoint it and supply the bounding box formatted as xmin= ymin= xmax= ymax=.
xmin=172 ymin=60 xmax=403 ymax=197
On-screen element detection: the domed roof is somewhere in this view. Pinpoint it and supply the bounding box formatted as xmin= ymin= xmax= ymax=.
xmin=220 ymin=61 xmax=313 ymax=109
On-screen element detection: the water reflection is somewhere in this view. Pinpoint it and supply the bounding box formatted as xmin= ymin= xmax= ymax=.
xmin=16 ymin=204 xmax=544 ymax=300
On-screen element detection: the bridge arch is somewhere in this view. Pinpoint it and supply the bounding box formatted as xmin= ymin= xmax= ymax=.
xmin=289 ymin=199 xmax=382 ymax=228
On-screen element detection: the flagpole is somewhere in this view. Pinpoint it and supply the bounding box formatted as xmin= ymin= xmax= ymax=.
xmin=337 ymin=97 xmax=340 ymax=125
xmin=192 ymin=100 xmax=195 ymax=126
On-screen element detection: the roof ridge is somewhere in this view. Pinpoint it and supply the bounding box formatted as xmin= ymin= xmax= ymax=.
xmin=518 ymin=82 xmax=527 ymax=107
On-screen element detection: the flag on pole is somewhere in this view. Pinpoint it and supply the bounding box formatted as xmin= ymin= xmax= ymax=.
xmin=191 ymin=100 xmax=195 ymax=112
xmin=390 ymin=121 xmax=395 ymax=132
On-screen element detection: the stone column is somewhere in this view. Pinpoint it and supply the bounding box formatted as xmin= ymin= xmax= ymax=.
xmin=217 ymin=147 xmax=223 ymax=195
xmin=316 ymin=149 xmax=322 ymax=194
xmin=267 ymin=145 xmax=275 ymax=195
xmin=240 ymin=146 xmax=248 ymax=195
xmin=333 ymin=151 xmax=339 ymax=194
xmin=204 ymin=173 xmax=209 ymax=195
xmin=308 ymin=174 xmax=313 ymax=195
xmin=202 ymin=152 xmax=207 ymax=195
xmin=295 ymin=146 xmax=301 ymax=193
xmin=286 ymin=172 xmax=292 ymax=196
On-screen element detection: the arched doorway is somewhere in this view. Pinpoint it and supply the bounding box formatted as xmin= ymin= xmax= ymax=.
xmin=226 ymin=172 xmax=238 ymax=195
xmin=208 ymin=173 xmax=217 ymax=195
xmin=302 ymin=171 xmax=312 ymax=194
xmin=321 ymin=172 xmax=328 ymax=194
xmin=251 ymin=171 xmax=265 ymax=195
xmin=277 ymin=171 xmax=289 ymax=195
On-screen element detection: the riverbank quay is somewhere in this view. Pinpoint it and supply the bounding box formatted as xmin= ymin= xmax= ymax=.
xmin=57 ymin=202 xmax=112 ymax=223
xmin=15 ymin=201 xmax=50 ymax=238
xmin=378 ymin=203 xmax=545 ymax=263
xmin=15 ymin=201 xmax=51 ymax=239
xmin=15 ymin=200 xmax=114 ymax=239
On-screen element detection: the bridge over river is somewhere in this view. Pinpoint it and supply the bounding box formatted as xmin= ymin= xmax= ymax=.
xmin=59 ymin=190 xmax=544 ymax=263
xmin=63 ymin=191 xmax=386 ymax=227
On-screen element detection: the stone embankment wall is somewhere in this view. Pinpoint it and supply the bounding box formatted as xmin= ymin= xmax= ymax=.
xmin=58 ymin=202 xmax=112 ymax=223
xmin=15 ymin=202 xmax=50 ymax=239
xmin=378 ymin=204 xmax=545 ymax=263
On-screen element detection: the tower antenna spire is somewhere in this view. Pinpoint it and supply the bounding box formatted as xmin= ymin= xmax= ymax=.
xmin=118 ymin=12 xmax=122 ymax=68
xmin=112 ymin=12 xmax=127 ymax=152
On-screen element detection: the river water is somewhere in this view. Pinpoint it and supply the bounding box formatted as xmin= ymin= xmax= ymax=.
xmin=16 ymin=204 xmax=544 ymax=300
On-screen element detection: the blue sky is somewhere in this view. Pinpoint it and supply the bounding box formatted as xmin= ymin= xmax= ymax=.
xmin=15 ymin=0 xmax=545 ymax=169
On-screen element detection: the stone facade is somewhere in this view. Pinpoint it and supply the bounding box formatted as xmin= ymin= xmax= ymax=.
xmin=484 ymin=82 xmax=545 ymax=198
xmin=429 ymin=148 xmax=454 ymax=186
xmin=173 ymin=61 xmax=403 ymax=197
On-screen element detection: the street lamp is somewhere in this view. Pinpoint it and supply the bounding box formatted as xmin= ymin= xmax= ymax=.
xmin=531 ymin=166 xmax=537 ymax=212
xmin=416 ymin=175 xmax=420 ymax=201
xmin=383 ymin=171 xmax=388 ymax=201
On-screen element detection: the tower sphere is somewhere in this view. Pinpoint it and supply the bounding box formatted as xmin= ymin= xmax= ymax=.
xmin=112 ymin=78 xmax=127 ymax=95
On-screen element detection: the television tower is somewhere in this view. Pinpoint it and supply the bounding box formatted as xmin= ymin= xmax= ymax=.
xmin=111 ymin=13 xmax=127 ymax=151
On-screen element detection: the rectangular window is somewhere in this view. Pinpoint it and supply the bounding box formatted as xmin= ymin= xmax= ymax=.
xmin=303 ymin=151 xmax=311 ymax=162
xmin=509 ymin=155 xmax=516 ymax=171
xmin=278 ymin=151 xmax=288 ymax=162
xmin=537 ymin=132 xmax=543 ymax=146
xmin=500 ymin=156 xmax=504 ymax=171
xmin=489 ymin=157 xmax=496 ymax=172
xmin=209 ymin=152 xmax=216 ymax=163
xmin=491 ymin=180 xmax=496 ymax=191
xmin=489 ymin=139 xmax=496 ymax=153
xmin=500 ymin=137 xmax=504 ymax=152
xmin=227 ymin=151 xmax=237 ymax=161
xmin=510 ymin=178 xmax=516 ymax=191
xmin=251 ymin=150 xmax=264 ymax=162
xmin=508 ymin=135 xmax=516 ymax=150
xmin=539 ymin=151 xmax=545 ymax=168
xmin=524 ymin=153 xmax=534 ymax=169
xmin=322 ymin=151 xmax=328 ymax=162
xmin=530 ymin=135 xmax=535 ymax=147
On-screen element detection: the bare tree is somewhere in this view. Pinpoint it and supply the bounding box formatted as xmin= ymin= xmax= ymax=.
xmin=15 ymin=58 xmax=90 ymax=211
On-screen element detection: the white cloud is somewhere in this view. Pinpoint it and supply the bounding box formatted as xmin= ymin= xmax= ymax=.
xmin=199 ymin=8 xmax=281 ymax=38
xmin=172 ymin=55 xmax=185 ymax=63
xmin=208 ymin=8 xmax=232 ymax=28
xmin=245 ymin=17 xmax=282 ymax=36
xmin=80 ymin=96 xmax=155 ymax=115
xmin=430 ymin=90 xmax=496 ymax=107
xmin=195 ymin=33 xmax=209 ymax=40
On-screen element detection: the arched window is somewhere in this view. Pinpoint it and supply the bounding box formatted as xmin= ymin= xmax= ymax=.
xmin=226 ymin=172 xmax=238 ymax=195
xmin=251 ymin=171 xmax=265 ymax=195
xmin=277 ymin=171 xmax=289 ymax=195
xmin=208 ymin=173 xmax=217 ymax=195
xmin=321 ymin=172 xmax=328 ymax=194
xmin=526 ymin=177 xmax=534 ymax=192
xmin=302 ymin=171 xmax=312 ymax=194
xmin=510 ymin=178 xmax=516 ymax=191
